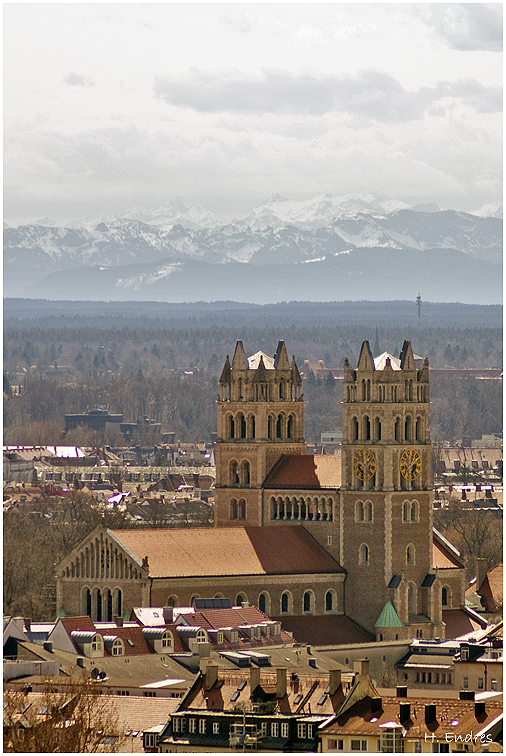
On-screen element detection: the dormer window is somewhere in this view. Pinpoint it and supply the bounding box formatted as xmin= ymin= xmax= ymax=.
xmin=161 ymin=631 xmax=173 ymax=651
xmin=92 ymin=634 xmax=103 ymax=653
xmin=112 ymin=638 xmax=124 ymax=656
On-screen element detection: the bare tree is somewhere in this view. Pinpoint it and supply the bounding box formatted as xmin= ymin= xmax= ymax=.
xmin=4 ymin=676 xmax=119 ymax=753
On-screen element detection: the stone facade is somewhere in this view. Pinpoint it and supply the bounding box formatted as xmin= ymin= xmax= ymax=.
xmin=56 ymin=339 xmax=465 ymax=642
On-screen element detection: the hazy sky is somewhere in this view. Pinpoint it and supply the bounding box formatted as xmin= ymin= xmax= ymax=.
xmin=4 ymin=3 xmax=503 ymax=225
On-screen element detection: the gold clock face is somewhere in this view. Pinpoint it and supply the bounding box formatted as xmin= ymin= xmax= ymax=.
xmin=353 ymin=449 xmax=376 ymax=481
xmin=400 ymin=448 xmax=422 ymax=480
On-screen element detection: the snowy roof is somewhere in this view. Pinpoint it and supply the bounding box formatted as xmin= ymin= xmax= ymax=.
xmin=374 ymin=352 xmax=402 ymax=370
xmin=248 ymin=351 xmax=275 ymax=370
xmin=374 ymin=351 xmax=423 ymax=371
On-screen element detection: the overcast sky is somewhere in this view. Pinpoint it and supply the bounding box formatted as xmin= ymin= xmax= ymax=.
xmin=4 ymin=3 xmax=503 ymax=225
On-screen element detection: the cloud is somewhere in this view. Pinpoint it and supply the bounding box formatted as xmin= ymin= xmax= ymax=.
xmin=421 ymin=4 xmax=502 ymax=52
xmin=154 ymin=69 xmax=501 ymax=122
xmin=64 ymin=71 xmax=94 ymax=87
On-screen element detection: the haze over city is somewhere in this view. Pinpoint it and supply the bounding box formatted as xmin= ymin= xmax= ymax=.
xmin=4 ymin=3 xmax=502 ymax=227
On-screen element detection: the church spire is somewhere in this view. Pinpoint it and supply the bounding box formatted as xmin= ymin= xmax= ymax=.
xmin=231 ymin=340 xmax=247 ymax=371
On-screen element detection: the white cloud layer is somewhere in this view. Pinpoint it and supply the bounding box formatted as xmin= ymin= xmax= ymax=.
xmin=4 ymin=3 xmax=502 ymax=225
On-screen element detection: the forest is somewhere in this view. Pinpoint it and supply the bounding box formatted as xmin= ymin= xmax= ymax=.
xmin=3 ymin=299 xmax=502 ymax=444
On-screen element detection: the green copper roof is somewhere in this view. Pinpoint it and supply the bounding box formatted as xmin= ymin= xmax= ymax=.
xmin=375 ymin=600 xmax=403 ymax=628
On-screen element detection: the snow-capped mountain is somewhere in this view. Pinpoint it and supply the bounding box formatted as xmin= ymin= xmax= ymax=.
xmin=4 ymin=195 xmax=502 ymax=303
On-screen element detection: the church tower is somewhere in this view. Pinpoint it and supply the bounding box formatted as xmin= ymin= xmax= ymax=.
xmin=214 ymin=341 xmax=305 ymax=528
xmin=340 ymin=340 xmax=443 ymax=638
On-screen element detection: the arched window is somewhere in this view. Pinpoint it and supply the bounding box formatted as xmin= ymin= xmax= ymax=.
xmin=442 ymin=586 xmax=450 ymax=607
xmin=276 ymin=414 xmax=283 ymax=439
xmin=229 ymin=415 xmax=235 ymax=439
xmin=416 ymin=417 xmax=423 ymax=442
xmin=279 ymin=379 xmax=285 ymax=399
xmin=268 ymin=416 xmax=273 ymax=440
xmin=359 ymin=543 xmax=370 ymax=565
xmin=239 ymin=413 xmax=246 ymax=439
xmin=303 ymin=591 xmax=311 ymax=612
xmin=162 ymin=630 xmax=174 ymax=650
xmin=375 ymin=417 xmax=382 ymax=441
xmin=258 ymin=593 xmax=269 ymax=614
xmin=236 ymin=594 xmax=244 ymax=607
xmin=229 ymin=460 xmax=239 ymax=486
xmin=356 ymin=500 xmax=364 ymax=522
xmin=240 ymin=461 xmax=250 ymax=486
xmin=238 ymin=499 xmax=246 ymax=520
xmin=287 ymin=415 xmax=294 ymax=439
xmin=395 ymin=417 xmax=401 ymax=442
xmin=364 ymin=501 xmax=373 ymax=522
xmin=114 ymin=588 xmax=122 ymax=619
xmin=237 ymin=378 xmax=243 ymax=399
xmin=167 ymin=595 xmax=177 ymax=608
xmin=248 ymin=415 xmax=256 ymax=439
xmin=82 ymin=587 xmax=92 ymax=618
xmin=403 ymin=501 xmax=411 ymax=522
xmin=281 ymin=592 xmax=290 ymax=613
xmin=96 ymin=589 xmax=102 ymax=622
xmin=352 ymin=417 xmax=359 ymax=441
xmin=364 ymin=416 xmax=371 ymax=441
xmin=406 ymin=544 xmax=415 ymax=565
xmin=230 ymin=499 xmax=238 ymax=519
xmin=326 ymin=591 xmax=333 ymax=611
xmin=91 ymin=634 xmax=103 ymax=653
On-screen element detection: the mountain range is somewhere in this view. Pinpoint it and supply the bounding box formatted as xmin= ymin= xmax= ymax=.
xmin=4 ymin=194 xmax=502 ymax=304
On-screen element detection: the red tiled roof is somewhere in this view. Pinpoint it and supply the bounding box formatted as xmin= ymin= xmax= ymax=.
xmin=323 ymin=695 xmax=503 ymax=742
xmin=442 ymin=609 xmax=485 ymax=639
xmin=177 ymin=607 xmax=293 ymax=648
xmin=264 ymin=454 xmax=341 ymax=489
xmin=270 ymin=615 xmax=374 ymax=646
xmin=478 ymin=564 xmax=503 ymax=611
xmin=432 ymin=538 xmax=463 ymax=569
xmin=110 ymin=526 xmax=344 ymax=578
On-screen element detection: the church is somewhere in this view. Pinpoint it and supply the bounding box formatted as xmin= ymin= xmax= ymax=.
xmin=56 ymin=340 xmax=466 ymax=642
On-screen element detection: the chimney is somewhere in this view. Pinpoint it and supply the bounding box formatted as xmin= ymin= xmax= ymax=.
xmin=396 ymin=685 xmax=408 ymax=698
xmin=399 ymin=703 xmax=411 ymax=722
xmin=475 ymin=558 xmax=488 ymax=590
xmin=371 ymin=697 xmax=382 ymax=713
xmin=276 ymin=668 xmax=287 ymax=699
xmin=250 ymin=666 xmax=261 ymax=693
xmin=242 ymin=600 xmax=250 ymax=608
xmin=196 ymin=641 xmax=211 ymax=659
xmin=475 ymin=701 xmax=486 ymax=718
xmin=353 ymin=659 xmax=370 ymax=677
xmin=205 ymin=663 xmax=218 ymax=691
xmin=24 ymin=618 xmax=31 ymax=632
xmin=328 ymin=669 xmax=342 ymax=695
xmin=425 ymin=704 xmax=437 ymax=725
xmin=114 ymin=616 xmax=123 ymax=627
xmin=459 ymin=690 xmax=475 ymax=700
xmin=76 ymin=657 xmax=85 ymax=668
xmin=163 ymin=606 xmax=174 ymax=624
xmin=43 ymin=641 xmax=53 ymax=653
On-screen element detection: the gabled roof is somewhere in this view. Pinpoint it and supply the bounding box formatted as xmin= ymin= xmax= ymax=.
xmin=110 ymin=526 xmax=344 ymax=578
xmin=442 ymin=608 xmax=487 ymax=639
xmin=264 ymin=454 xmax=341 ymax=489
xmin=466 ymin=563 xmax=503 ymax=612
xmin=433 ymin=530 xmax=464 ymax=569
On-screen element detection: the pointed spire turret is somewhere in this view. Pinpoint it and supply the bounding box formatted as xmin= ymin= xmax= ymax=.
xmin=219 ymin=355 xmax=231 ymax=385
xmin=343 ymin=357 xmax=356 ymax=382
xmin=231 ymin=340 xmax=247 ymax=371
xmin=291 ymin=356 xmax=302 ymax=386
xmin=357 ymin=340 xmax=374 ymax=371
xmin=399 ymin=340 xmax=415 ymax=370
xmin=273 ymin=340 xmax=290 ymax=371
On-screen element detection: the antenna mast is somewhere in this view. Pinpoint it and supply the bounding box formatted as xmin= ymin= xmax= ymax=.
xmin=416 ymin=293 xmax=422 ymax=323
